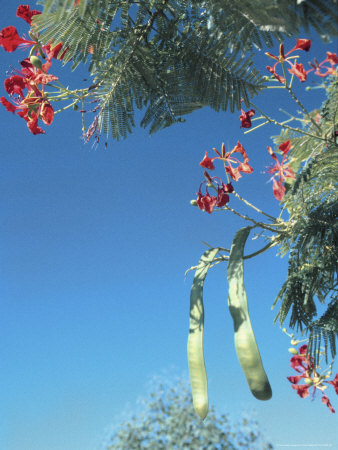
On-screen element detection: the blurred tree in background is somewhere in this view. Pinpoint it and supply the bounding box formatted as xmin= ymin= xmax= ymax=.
xmin=106 ymin=378 xmax=273 ymax=449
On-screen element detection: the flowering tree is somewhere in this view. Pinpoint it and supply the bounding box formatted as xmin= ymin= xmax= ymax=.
xmin=1 ymin=0 xmax=337 ymax=419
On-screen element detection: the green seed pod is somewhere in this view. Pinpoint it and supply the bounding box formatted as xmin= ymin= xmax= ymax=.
xmin=227 ymin=227 xmax=272 ymax=401
xmin=30 ymin=55 xmax=43 ymax=70
xmin=188 ymin=247 xmax=219 ymax=420
xmin=73 ymin=103 xmax=79 ymax=111
xmin=190 ymin=199 xmax=198 ymax=206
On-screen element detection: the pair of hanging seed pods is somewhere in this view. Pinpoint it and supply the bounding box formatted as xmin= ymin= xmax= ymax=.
xmin=187 ymin=226 xmax=272 ymax=420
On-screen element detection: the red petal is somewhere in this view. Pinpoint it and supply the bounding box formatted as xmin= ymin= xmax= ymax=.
xmin=326 ymin=52 xmax=338 ymax=65
xmin=266 ymin=66 xmax=285 ymax=84
xmin=288 ymin=62 xmax=307 ymax=82
xmin=272 ymin=178 xmax=285 ymax=201
xmin=327 ymin=374 xmax=338 ymax=395
xmin=4 ymin=75 xmax=27 ymax=98
xmin=27 ymin=113 xmax=45 ymax=135
xmin=0 ymin=96 xmax=17 ymax=113
xmin=200 ymin=152 xmax=215 ymax=170
xmin=299 ymin=345 xmax=308 ymax=355
xmin=40 ymin=101 xmax=54 ymax=125
xmin=294 ymin=39 xmax=311 ymax=52
xmin=216 ymin=188 xmax=229 ymax=207
xmin=0 ymin=26 xmax=26 ymax=52
xmin=291 ymin=384 xmax=310 ymax=398
xmin=16 ymin=5 xmax=42 ymax=25
xmin=322 ymin=395 xmax=335 ymax=413
xmin=279 ymin=141 xmax=292 ymax=154
xmin=287 ymin=375 xmax=304 ymax=384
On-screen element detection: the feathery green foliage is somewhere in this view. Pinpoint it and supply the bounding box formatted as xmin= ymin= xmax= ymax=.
xmin=34 ymin=0 xmax=337 ymax=141
xmin=272 ymin=77 xmax=338 ymax=363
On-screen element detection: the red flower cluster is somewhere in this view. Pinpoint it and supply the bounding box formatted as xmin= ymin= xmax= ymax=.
xmin=287 ymin=345 xmax=338 ymax=413
xmin=266 ymin=39 xmax=338 ymax=84
xmin=307 ymin=51 xmax=338 ymax=78
xmin=266 ymin=140 xmax=295 ymax=201
xmin=266 ymin=39 xmax=311 ymax=83
xmin=0 ymin=5 xmax=67 ymax=134
xmin=195 ymin=141 xmax=253 ymax=213
xmin=196 ymin=172 xmax=234 ymax=214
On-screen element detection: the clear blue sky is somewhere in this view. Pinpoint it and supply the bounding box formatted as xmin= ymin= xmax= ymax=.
xmin=1 ymin=2 xmax=337 ymax=449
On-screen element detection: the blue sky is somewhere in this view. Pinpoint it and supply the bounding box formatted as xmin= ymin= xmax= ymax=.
xmin=1 ymin=2 xmax=337 ymax=449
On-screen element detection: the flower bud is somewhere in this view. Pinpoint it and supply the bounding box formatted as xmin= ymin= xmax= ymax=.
xmin=291 ymin=339 xmax=299 ymax=345
xmin=304 ymin=378 xmax=313 ymax=385
xmin=30 ymin=55 xmax=43 ymax=70
xmin=288 ymin=348 xmax=298 ymax=355
xmin=190 ymin=200 xmax=198 ymax=206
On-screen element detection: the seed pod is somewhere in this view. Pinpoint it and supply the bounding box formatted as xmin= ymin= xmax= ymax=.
xmin=188 ymin=247 xmax=219 ymax=420
xmin=30 ymin=55 xmax=43 ymax=70
xmin=227 ymin=227 xmax=272 ymax=400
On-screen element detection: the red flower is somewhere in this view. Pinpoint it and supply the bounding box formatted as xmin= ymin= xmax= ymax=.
xmin=213 ymin=142 xmax=253 ymax=181
xmin=287 ymin=344 xmax=337 ymax=413
xmin=239 ymin=108 xmax=255 ymax=128
xmin=200 ymin=151 xmax=215 ymax=170
xmin=266 ymin=39 xmax=311 ymax=83
xmin=266 ymin=141 xmax=295 ymax=201
xmin=288 ymin=62 xmax=307 ymax=82
xmin=16 ymin=5 xmax=42 ymax=25
xmin=0 ymin=26 xmax=35 ymax=52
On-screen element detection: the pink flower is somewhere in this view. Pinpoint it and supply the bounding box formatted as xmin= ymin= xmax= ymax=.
xmin=266 ymin=141 xmax=295 ymax=201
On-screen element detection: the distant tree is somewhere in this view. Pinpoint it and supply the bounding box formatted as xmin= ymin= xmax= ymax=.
xmin=106 ymin=378 xmax=273 ymax=449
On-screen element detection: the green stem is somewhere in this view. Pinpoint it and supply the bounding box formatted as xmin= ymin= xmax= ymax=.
xmin=250 ymin=103 xmax=326 ymax=141
xmin=219 ymin=205 xmax=279 ymax=233
xmin=54 ymin=100 xmax=78 ymax=114
xmin=286 ymin=85 xmax=322 ymax=132
xmin=233 ymin=190 xmax=279 ymax=222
